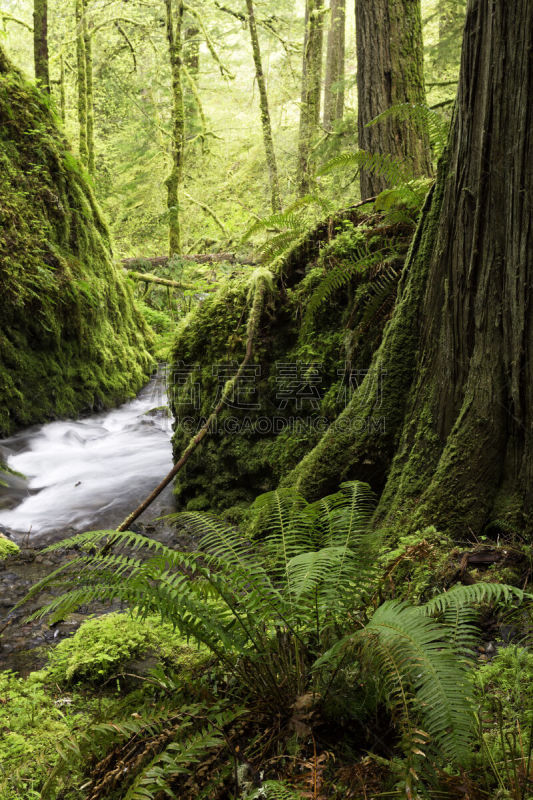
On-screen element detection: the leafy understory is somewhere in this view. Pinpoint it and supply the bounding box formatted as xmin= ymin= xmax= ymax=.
xmin=18 ymin=481 xmax=532 ymax=799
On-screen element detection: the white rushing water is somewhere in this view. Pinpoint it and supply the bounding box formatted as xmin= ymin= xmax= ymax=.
xmin=0 ymin=374 xmax=173 ymax=540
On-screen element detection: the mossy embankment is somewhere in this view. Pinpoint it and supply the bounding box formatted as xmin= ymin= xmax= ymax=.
xmin=0 ymin=47 xmax=153 ymax=436
xmin=169 ymin=208 xmax=414 ymax=514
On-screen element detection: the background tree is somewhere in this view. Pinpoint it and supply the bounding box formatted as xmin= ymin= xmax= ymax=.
xmin=245 ymin=0 xmax=282 ymax=212
xmin=165 ymin=0 xmax=185 ymax=255
xmin=33 ymin=0 xmax=49 ymax=91
xmin=75 ymin=0 xmax=88 ymax=166
xmin=322 ymin=0 xmax=344 ymax=130
xmin=296 ymin=0 xmax=324 ymax=195
xmin=355 ymin=0 xmax=432 ymax=197
xmin=437 ymin=0 xmax=467 ymax=71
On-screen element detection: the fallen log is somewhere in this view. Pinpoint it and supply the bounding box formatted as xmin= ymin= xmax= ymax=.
xmin=121 ymin=252 xmax=256 ymax=268
xmin=127 ymin=270 xmax=216 ymax=292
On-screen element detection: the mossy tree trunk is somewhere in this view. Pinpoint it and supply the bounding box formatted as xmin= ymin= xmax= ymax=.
xmin=83 ymin=6 xmax=95 ymax=175
xmin=75 ymin=0 xmax=88 ymax=166
xmin=296 ymin=0 xmax=324 ymax=196
xmin=165 ymin=0 xmax=185 ymax=256
xmin=245 ymin=0 xmax=282 ymax=212
xmin=289 ymin=0 xmax=533 ymax=538
xmin=355 ymin=0 xmax=432 ymax=198
xmin=322 ymin=0 xmax=345 ymax=130
xmin=33 ymin=0 xmax=49 ymax=92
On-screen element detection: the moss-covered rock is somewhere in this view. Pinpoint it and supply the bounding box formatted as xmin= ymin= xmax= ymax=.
xmin=169 ymin=209 xmax=414 ymax=511
xmin=0 ymin=532 xmax=19 ymax=559
xmin=0 ymin=47 xmax=153 ymax=435
xmin=46 ymin=611 xmax=208 ymax=685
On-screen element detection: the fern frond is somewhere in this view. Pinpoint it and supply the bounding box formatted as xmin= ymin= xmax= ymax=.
xmin=366 ymin=102 xmax=450 ymax=157
xmin=357 ymin=601 xmax=474 ymax=762
xmin=249 ymin=780 xmax=303 ymax=799
xmin=260 ymin=229 xmax=306 ymax=265
xmin=303 ymin=246 xmax=394 ymax=331
xmin=352 ymin=259 xmax=401 ymax=339
xmin=317 ymin=149 xmax=413 ymax=184
xmin=422 ymin=582 xmax=529 ymax=616
xmin=171 ymin=511 xmax=252 ymax=566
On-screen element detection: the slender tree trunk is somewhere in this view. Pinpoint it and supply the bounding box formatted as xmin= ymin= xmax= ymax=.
xmin=436 ymin=0 xmax=466 ymax=70
xmin=355 ymin=0 xmax=432 ymax=197
xmin=289 ymin=0 xmax=533 ymax=538
xmin=75 ymin=0 xmax=88 ymax=166
xmin=83 ymin=6 xmax=95 ymax=175
xmin=165 ymin=0 xmax=185 ymax=256
xmin=33 ymin=0 xmax=49 ymax=92
xmin=59 ymin=53 xmax=66 ymax=124
xmin=296 ymin=0 xmax=324 ymax=196
xmin=323 ymin=0 xmax=345 ymax=130
xmin=184 ymin=25 xmax=199 ymax=72
xmin=245 ymin=0 xmax=282 ymax=212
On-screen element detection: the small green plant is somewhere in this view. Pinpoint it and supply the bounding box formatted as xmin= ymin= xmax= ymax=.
xmin=475 ymin=645 xmax=533 ymax=799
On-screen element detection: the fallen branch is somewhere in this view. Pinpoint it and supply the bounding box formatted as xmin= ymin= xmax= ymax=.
xmin=111 ymin=268 xmax=274 ymax=537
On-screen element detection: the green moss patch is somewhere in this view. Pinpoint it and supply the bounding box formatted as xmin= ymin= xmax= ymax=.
xmin=0 ymin=533 xmax=19 ymax=559
xmin=46 ymin=611 xmax=209 ymax=685
xmin=169 ymin=211 xmax=414 ymax=511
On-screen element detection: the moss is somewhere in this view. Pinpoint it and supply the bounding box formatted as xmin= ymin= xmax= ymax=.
xmin=46 ymin=611 xmax=208 ymax=685
xmin=0 ymin=49 xmax=153 ymax=436
xmin=0 ymin=669 xmax=88 ymax=800
xmin=0 ymin=533 xmax=19 ymax=559
xmin=167 ymin=210 xmax=415 ymax=511
xmin=136 ymin=299 xmax=176 ymax=361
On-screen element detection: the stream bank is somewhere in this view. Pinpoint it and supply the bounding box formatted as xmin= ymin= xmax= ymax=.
xmin=0 ymin=372 xmax=187 ymax=674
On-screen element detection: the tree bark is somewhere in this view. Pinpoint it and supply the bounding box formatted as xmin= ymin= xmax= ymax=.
xmin=33 ymin=0 xmax=50 ymax=92
xmin=245 ymin=0 xmax=282 ymax=212
xmin=323 ymin=0 xmax=345 ymax=130
xmin=296 ymin=0 xmax=324 ymax=196
xmin=75 ymin=0 xmax=88 ymax=166
xmin=289 ymin=0 xmax=533 ymax=537
xmin=355 ymin=0 xmax=432 ymax=197
xmin=165 ymin=0 xmax=185 ymax=256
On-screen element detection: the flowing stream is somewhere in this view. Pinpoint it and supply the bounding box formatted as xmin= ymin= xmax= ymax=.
xmin=0 ymin=371 xmax=174 ymax=545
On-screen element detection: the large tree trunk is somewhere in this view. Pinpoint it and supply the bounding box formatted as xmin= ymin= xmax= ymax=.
xmin=323 ymin=0 xmax=345 ymax=130
xmin=355 ymin=0 xmax=432 ymax=198
xmin=33 ymin=0 xmax=49 ymax=92
xmin=296 ymin=0 xmax=324 ymax=196
xmin=245 ymin=0 xmax=281 ymax=212
xmin=165 ymin=0 xmax=185 ymax=256
xmin=287 ymin=0 xmax=533 ymax=537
